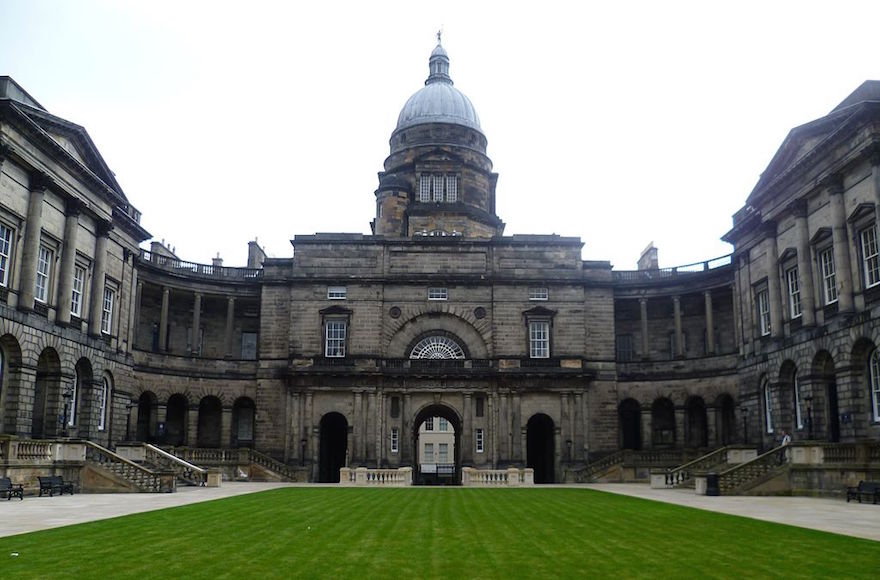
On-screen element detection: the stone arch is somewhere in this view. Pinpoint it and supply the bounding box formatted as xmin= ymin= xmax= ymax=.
xmin=618 ymin=398 xmax=642 ymax=450
xmin=386 ymin=311 xmax=489 ymax=359
xmin=408 ymin=331 xmax=468 ymax=359
xmin=97 ymin=370 xmax=113 ymax=434
xmin=412 ymin=402 xmax=462 ymax=485
xmin=651 ymin=397 xmax=675 ymax=447
xmin=136 ymin=391 xmax=159 ymax=442
xmin=33 ymin=347 xmax=61 ymax=438
xmin=318 ymin=412 xmax=348 ymax=483
xmin=0 ymin=333 xmax=23 ymax=434
xmin=71 ymin=357 xmax=94 ymax=434
xmin=231 ymin=396 xmax=256 ymax=448
xmin=197 ymin=395 xmax=223 ymax=448
xmin=715 ymin=393 xmax=736 ymax=445
xmin=684 ymin=396 xmax=708 ymax=448
xmin=526 ymin=413 xmax=556 ymax=483
xmin=166 ymin=393 xmax=189 ymax=446
xmin=812 ymin=350 xmax=839 ymax=442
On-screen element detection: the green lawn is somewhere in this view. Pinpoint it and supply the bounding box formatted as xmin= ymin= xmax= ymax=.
xmin=1 ymin=488 xmax=878 ymax=579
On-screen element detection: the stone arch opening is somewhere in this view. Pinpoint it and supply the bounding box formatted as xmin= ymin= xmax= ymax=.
xmin=71 ymin=358 xmax=93 ymax=436
xmin=137 ymin=391 xmax=159 ymax=442
xmin=166 ymin=394 xmax=189 ymax=446
xmin=0 ymin=334 xmax=22 ymax=435
xmin=412 ymin=403 xmax=461 ymax=485
xmin=715 ymin=393 xmax=736 ymax=445
xmin=812 ymin=351 xmax=839 ymax=442
xmin=98 ymin=371 xmax=113 ymax=436
xmin=231 ymin=397 xmax=256 ymax=448
xmin=618 ymin=398 xmax=642 ymax=450
xmin=779 ymin=359 xmax=798 ymax=433
xmin=685 ymin=396 xmax=707 ymax=448
xmin=651 ymin=397 xmax=675 ymax=447
xmin=318 ymin=412 xmax=348 ymax=483
xmin=32 ymin=348 xmax=61 ymax=438
xmin=526 ymin=413 xmax=555 ymax=484
xmin=197 ymin=396 xmax=222 ymax=448
xmin=387 ymin=312 xmax=489 ymax=359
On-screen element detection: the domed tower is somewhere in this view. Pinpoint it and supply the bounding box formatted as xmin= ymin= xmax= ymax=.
xmin=372 ymin=38 xmax=503 ymax=238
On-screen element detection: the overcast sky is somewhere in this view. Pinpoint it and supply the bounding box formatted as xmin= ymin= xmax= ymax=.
xmin=2 ymin=1 xmax=880 ymax=269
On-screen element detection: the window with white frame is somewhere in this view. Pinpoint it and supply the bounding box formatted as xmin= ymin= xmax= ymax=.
xmin=438 ymin=417 xmax=448 ymax=431
xmin=425 ymin=417 xmax=434 ymax=431
xmin=35 ymin=246 xmax=52 ymax=303
xmin=870 ymin=349 xmax=880 ymax=422
xmin=529 ymin=287 xmax=549 ymax=301
xmin=819 ymin=247 xmax=838 ymax=304
xmin=786 ymin=267 xmax=801 ymax=319
xmin=98 ymin=376 xmax=109 ymax=431
xmin=793 ymin=370 xmax=804 ymax=430
xmin=68 ymin=373 xmax=78 ymax=427
xmin=391 ymin=427 xmax=399 ymax=453
xmin=418 ymin=173 xmax=459 ymax=203
xmin=327 ymin=286 xmax=347 ymax=300
xmin=861 ymin=226 xmax=880 ymax=289
xmin=433 ymin=175 xmax=444 ymax=202
xmin=324 ymin=320 xmax=347 ymax=357
xmin=428 ymin=287 xmax=448 ymax=300
xmin=529 ymin=320 xmax=550 ymax=358
xmin=438 ymin=443 xmax=449 ymax=462
xmin=0 ymin=223 xmax=13 ymax=287
xmin=756 ymin=288 xmax=771 ymax=336
xmin=419 ymin=175 xmax=431 ymax=202
xmin=763 ymin=380 xmax=774 ymax=434
xmin=475 ymin=428 xmax=484 ymax=453
xmin=424 ymin=442 xmax=434 ymax=462
xmin=101 ymin=287 xmax=115 ymax=335
xmin=71 ymin=265 xmax=85 ymax=318
xmin=445 ymin=175 xmax=458 ymax=202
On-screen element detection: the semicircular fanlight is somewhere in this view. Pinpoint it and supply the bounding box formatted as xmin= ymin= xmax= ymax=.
xmin=409 ymin=335 xmax=465 ymax=359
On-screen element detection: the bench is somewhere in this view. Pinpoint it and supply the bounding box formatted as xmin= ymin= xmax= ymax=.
xmin=37 ymin=475 xmax=75 ymax=497
xmin=846 ymin=481 xmax=880 ymax=504
xmin=0 ymin=477 xmax=24 ymax=501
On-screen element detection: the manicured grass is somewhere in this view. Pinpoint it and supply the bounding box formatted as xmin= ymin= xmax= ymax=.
xmin=1 ymin=488 xmax=878 ymax=579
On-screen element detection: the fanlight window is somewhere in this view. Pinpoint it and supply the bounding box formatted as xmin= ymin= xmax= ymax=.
xmin=410 ymin=336 xmax=465 ymax=359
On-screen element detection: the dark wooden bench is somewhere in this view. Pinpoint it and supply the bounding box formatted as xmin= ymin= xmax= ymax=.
xmin=0 ymin=477 xmax=24 ymax=501
xmin=37 ymin=475 xmax=75 ymax=497
xmin=846 ymin=481 xmax=880 ymax=504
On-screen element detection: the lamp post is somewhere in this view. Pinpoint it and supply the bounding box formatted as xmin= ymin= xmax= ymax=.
xmin=61 ymin=379 xmax=75 ymax=438
xmin=741 ymin=406 xmax=749 ymax=444
xmin=805 ymin=395 xmax=814 ymax=440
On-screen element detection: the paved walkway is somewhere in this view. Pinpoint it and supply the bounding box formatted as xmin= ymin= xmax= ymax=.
xmin=1 ymin=482 xmax=878 ymax=542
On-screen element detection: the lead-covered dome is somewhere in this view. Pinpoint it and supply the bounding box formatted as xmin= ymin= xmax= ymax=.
xmin=395 ymin=41 xmax=482 ymax=133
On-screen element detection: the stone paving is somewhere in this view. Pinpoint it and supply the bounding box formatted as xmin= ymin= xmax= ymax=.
xmin=0 ymin=482 xmax=878 ymax=542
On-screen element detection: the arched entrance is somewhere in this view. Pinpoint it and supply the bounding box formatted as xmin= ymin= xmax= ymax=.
xmin=197 ymin=396 xmax=222 ymax=448
xmin=318 ymin=412 xmax=348 ymax=483
xmin=166 ymin=394 xmax=188 ymax=446
xmin=136 ymin=391 xmax=158 ymax=442
xmin=412 ymin=403 xmax=461 ymax=485
xmin=685 ymin=396 xmax=707 ymax=448
xmin=231 ymin=397 xmax=256 ymax=448
xmin=0 ymin=334 xmax=22 ymax=435
xmin=651 ymin=398 xmax=675 ymax=447
xmin=32 ymin=348 xmax=61 ymax=438
xmin=619 ymin=398 xmax=642 ymax=450
xmin=526 ymin=413 xmax=555 ymax=484
xmin=716 ymin=394 xmax=736 ymax=445
xmin=814 ymin=351 xmax=840 ymax=442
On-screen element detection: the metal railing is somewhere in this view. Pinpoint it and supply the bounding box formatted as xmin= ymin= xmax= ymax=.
xmin=140 ymin=250 xmax=263 ymax=280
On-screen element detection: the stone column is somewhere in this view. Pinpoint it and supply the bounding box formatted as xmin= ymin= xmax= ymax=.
xmin=641 ymin=408 xmax=652 ymax=449
xmin=576 ymin=391 xmax=586 ymax=462
xmin=128 ymin=269 xmax=140 ymax=350
xmin=733 ymin=258 xmax=745 ymax=354
xmin=512 ymin=392 xmax=522 ymax=463
xmin=704 ymin=291 xmax=714 ymax=355
xmin=675 ymin=406 xmax=686 ymax=448
xmin=158 ymin=286 xmax=170 ymax=352
xmin=402 ymin=393 xmax=412 ymax=464
xmin=766 ymin=231 xmax=784 ymax=338
xmin=18 ymin=173 xmax=49 ymax=311
xmin=520 ymin=427 xmax=528 ymax=465
xmin=353 ymin=391 xmax=363 ymax=463
xmin=792 ymin=201 xmax=816 ymax=326
xmin=186 ymin=406 xmax=198 ymax=447
xmin=828 ymin=177 xmax=854 ymax=311
xmin=639 ymin=298 xmax=649 ymax=359
xmin=88 ymin=222 xmax=112 ymax=337
xmin=489 ymin=392 xmax=498 ymax=468
xmin=55 ymin=200 xmax=81 ymax=325
xmin=225 ymin=297 xmax=236 ymax=357
xmin=672 ymin=296 xmax=683 ymax=358
xmin=191 ymin=292 xmax=202 ymax=355
xmin=462 ymin=392 xmax=472 ymax=464
xmin=368 ymin=391 xmax=377 ymax=463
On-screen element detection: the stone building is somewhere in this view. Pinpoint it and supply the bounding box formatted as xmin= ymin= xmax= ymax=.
xmin=1 ymin=42 xmax=878 ymax=489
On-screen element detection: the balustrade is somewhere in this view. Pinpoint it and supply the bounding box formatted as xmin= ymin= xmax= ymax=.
xmin=339 ymin=467 xmax=413 ymax=486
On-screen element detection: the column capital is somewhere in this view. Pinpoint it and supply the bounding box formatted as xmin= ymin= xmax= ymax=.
xmin=0 ymin=141 xmax=12 ymax=162
xmin=64 ymin=197 xmax=84 ymax=218
xmin=787 ymin=198 xmax=808 ymax=218
xmin=703 ymin=289 xmax=712 ymax=297
xmin=638 ymin=296 xmax=648 ymax=305
xmin=96 ymin=220 xmax=114 ymax=237
xmin=821 ymin=173 xmax=844 ymax=194
xmin=29 ymin=170 xmax=52 ymax=192
xmin=863 ymin=142 xmax=880 ymax=167
xmin=672 ymin=295 xmax=681 ymax=303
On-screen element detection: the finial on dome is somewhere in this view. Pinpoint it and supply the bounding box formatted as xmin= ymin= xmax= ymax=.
xmin=437 ymin=29 xmax=442 ymax=44
xmin=426 ymin=31 xmax=451 ymax=86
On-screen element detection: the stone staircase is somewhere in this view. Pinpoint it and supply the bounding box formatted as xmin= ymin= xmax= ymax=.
xmin=165 ymin=447 xmax=302 ymax=482
xmin=84 ymin=441 xmax=173 ymax=492
xmin=718 ymin=445 xmax=787 ymax=495
xmin=570 ymin=448 xmax=692 ymax=483
xmin=143 ymin=444 xmax=207 ymax=486
xmin=664 ymin=446 xmax=732 ymax=488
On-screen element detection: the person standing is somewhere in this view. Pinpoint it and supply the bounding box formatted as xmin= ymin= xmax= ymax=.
xmin=778 ymin=430 xmax=791 ymax=464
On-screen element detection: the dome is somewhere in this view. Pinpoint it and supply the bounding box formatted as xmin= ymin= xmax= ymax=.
xmin=395 ymin=42 xmax=482 ymax=134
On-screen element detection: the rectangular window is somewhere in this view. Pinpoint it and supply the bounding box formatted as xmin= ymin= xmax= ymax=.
xmin=35 ymin=246 xmax=51 ymax=303
xmin=433 ymin=175 xmax=444 ymax=202
xmin=475 ymin=428 xmax=484 ymax=453
xmin=425 ymin=417 xmax=434 ymax=431
xmin=757 ymin=289 xmax=771 ymax=337
xmin=820 ymin=248 xmax=837 ymax=304
xmin=424 ymin=443 xmax=434 ymax=462
xmin=71 ymin=265 xmax=85 ymax=317
xmin=325 ymin=320 xmax=346 ymax=357
xmin=419 ymin=175 xmax=431 ymax=202
xmin=0 ymin=223 xmax=13 ymax=287
xmin=327 ymin=286 xmax=347 ymax=300
xmin=97 ymin=378 xmax=108 ymax=431
xmin=391 ymin=427 xmax=399 ymax=453
xmin=793 ymin=373 xmax=804 ymax=430
xmin=786 ymin=267 xmax=801 ymax=319
xmin=428 ymin=287 xmax=448 ymax=300
xmin=861 ymin=226 xmax=880 ymax=289
xmin=529 ymin=287 xmax=549 ymax=301
xmin=101 ymin=287 xmax=115 ymax=335
xmin=529 ymin=320 xmax=550 ymax=358
xmin=438 ymin=417 xmax=448 ymax=431
xmin=616 ymin=334 xmax=634 ymax=361
xmin=438 ymin=443 xmax=449 ymax=463
xmin=241 ymin=332 xmax=258 ymax=360
xmin=764 ymin=382 xmax=774 ymax=434
xmin=445 ymin=175 xmax=458 ymax=202
xmin=67 ymin=376 xmax=77 ymax=427
xmin=475 ymin=396 xmax=485 ymax=417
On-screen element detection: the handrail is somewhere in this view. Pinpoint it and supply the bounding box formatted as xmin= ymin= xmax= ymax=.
xmin=84 ymin=441 xmax=170 ymax=492
xmin=145 ymin=444 xmax=207 ymax=485
xmin=665 ymin=446 xmax=728 ymax=486
xmin=717 ymin=444 xmax=785 ymax=495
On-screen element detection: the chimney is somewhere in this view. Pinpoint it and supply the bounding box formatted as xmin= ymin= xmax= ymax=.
xmin=638 ymin=242 xmax=659 ymax=271
xmin=212 ymin=252 xmax=223 ymax=268
xmin=247 ymin=240 xmax=266 ymax=269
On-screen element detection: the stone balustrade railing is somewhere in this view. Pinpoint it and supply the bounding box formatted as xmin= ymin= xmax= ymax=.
xmin=462 ymin=467 xmax=534 ymax=486
xmin=339 ymin=467 xmax=412 ymax=486
xmin=144 ymin=444 xmax=207 ymax=485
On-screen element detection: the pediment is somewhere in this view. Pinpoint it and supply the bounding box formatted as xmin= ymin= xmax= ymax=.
xmin=522 ymin=306 xmax=556 ymax=318
xmin=777 ymin=247 xmax=798 ymax=263
xmin=810 ymin=227 xmax=832 ymax=245
xmin=847 ymin=202 xmax=876 ymax=224
xmin=319 ymin=305 xmax=352 ymax=316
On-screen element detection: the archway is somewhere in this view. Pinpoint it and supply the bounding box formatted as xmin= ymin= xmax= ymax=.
xmin=231 ymin=397 xmax=256 ymax=448
xmin=136 ymin=391 xmax=158 ymax=442
xmin=685 ymin=396 xmax=707 ymax=448
xmin=318 ymin=412 xmax=348 ymax=483
xmin=651 ymin=398 xmax=675 ymax=447
xmin=716 ymin=394 xmax=736 ymax=445
xmin=618 ymin=398 xmax=642 ymax=450
xmin=32 ymin=348 xmax=61 ymax=438
xmin=197 ymin=396 xmax=222 ymax=448
xmin=813 ymin=351 xmax=839 ymax=442
xmin=0 ymin=334 xmax=22 ymax=435
xmin=166 ymin=394 xmax=188 ymax=446
xmin=526 ymin=413 xmax=555 ymax=484
xmin=412 ymin=403 xmax=461 ymax=485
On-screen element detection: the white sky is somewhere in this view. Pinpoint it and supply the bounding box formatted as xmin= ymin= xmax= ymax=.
xmin=2 ymin=0 xmax=880 ymax=269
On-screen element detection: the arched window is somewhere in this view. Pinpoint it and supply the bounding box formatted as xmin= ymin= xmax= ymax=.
xmin=870 ymin=350 xmax=880 ymax=422
xmin=762 ymin=379 xmax=774 ymax=434
xmin=410 ymin=336 xmax=465 ymax=359
xmin=98 ymin=376 xmax=111 ymax=431
xmin=793 ymin=370 xmax=804 ymax=430
xmin=67 ymin=372 xmax=78 ymax=428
